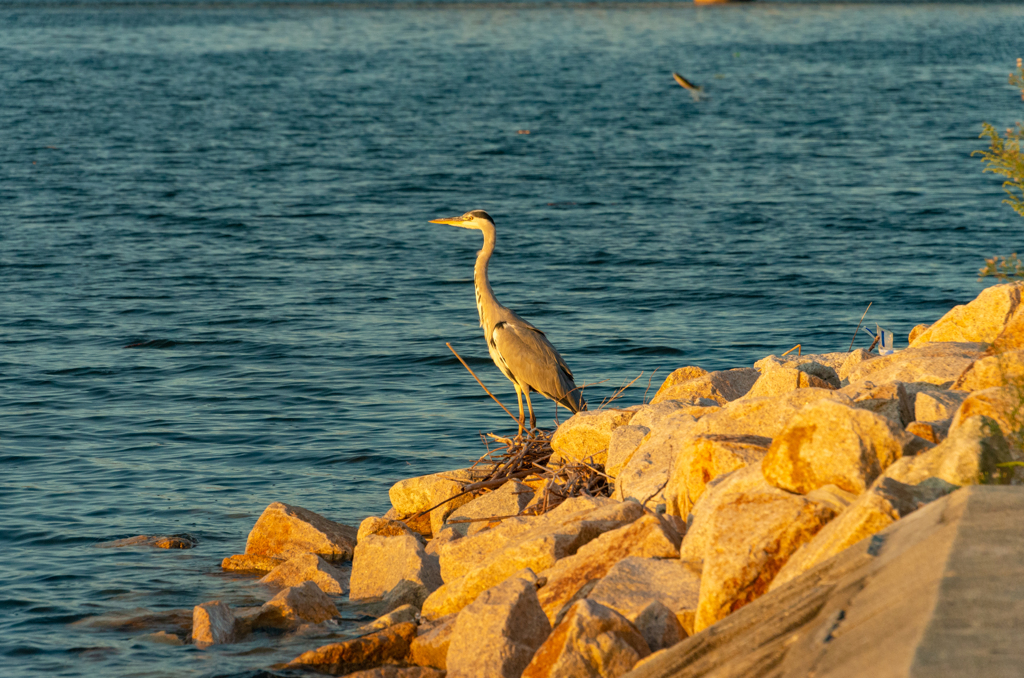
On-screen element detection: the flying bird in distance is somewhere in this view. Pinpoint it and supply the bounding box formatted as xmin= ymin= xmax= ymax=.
xmin=673 ymin=72 xmax=706 ymax=101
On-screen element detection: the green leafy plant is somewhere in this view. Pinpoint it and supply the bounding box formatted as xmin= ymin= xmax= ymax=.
xmin=976 ymin=59 xmax=1024 ymax=283
xmin=979 ymin=252 xmax=1024 ymax=282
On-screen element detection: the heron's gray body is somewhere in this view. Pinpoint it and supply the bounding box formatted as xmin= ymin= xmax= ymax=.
xmin=432 ymin=210 xmax=585 ymax=431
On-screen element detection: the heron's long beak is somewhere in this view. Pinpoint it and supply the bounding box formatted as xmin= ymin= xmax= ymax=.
xmin=430 ymin=216 xmax=471 ymax=226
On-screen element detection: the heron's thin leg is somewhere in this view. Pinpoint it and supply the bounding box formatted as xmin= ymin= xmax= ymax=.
xmin=513 ymin=383 xmax=525 ymax=436
xmin=524 ymin=387 xmax=536 ymax=431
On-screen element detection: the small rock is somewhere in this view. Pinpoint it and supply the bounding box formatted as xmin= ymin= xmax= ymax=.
xmin=287 ymin=621 xmax=417 ymax=673
xmin=138 ymin=631 xmax=183 ymax=645
xmin=663 ymin=433 xmax=771 ymax=518
xmin=551 ymin=408 xmax=638 ymax=466
xmin=445 ymin=572 xmax=552 ymax=678
xmin=587 ymin=556 xmax=701 ymax=640
xmin=94 ymin=534 xmax=197 ymax=549
xmin=631 ymin=600 xmax=685 ymax=653
xmin=648 ymin=366 xmax=709 ymax=403
xmin=771 ymin=476 xmax=958 ymax=590
xmin=522 ymin=599 xmax=649 ymax=678
xmin=252 ymin=581 xmax=339 ymax=630
xmin=693 ymin=483 xmax=837 ymax=632
xmin=409 ymin=614 xmax=457 ymax=669
xmin=915 ymin=389 xmax=969 ymax=422
xmin=536 ymin=513 xmax=682 ymax=625
xmin=259 ymin=552 xmax=348 ymax=595
xmin=606 ymin=425 xmax=651 ymax=479
xmin=650 ymin=368 xmax=759 ymax=406
xmin=905 ymin=419 xmax=950 ymax=444
xmin=909 ymin=282 xmax=1022 ymax=346
xmin=382 ymin=578 xmax=433 ymax=613
xmin=886 ymin=415 xmax=1016 ymax=487
xmin=445 ymin=479 xmax=535 ymax=536
xmin=191 ymin=601 xmax=243 ymax=648
xmin=355 ymin=604 xmax=420 ymax=636
xmin=350 ymin=531 xmax=442 ymax=607
xmin=221 ymin=553 xmax=285 ymax=573
xmin=344 ymin=667 xmax=446 ymax=678
xmin=244 ymin=502 xmax=357 ymax=563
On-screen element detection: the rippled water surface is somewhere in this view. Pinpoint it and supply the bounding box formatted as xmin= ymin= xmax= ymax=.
xmin=2 ymin=1 xmax=1023 ymax=675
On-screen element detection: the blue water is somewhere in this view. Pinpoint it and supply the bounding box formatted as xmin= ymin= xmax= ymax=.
xmin=2 ymin=2 xmax=1023 ymax=675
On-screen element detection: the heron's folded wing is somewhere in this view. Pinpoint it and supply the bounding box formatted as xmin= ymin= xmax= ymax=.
xmin=490 ymin=321 xmax=576 ymax=401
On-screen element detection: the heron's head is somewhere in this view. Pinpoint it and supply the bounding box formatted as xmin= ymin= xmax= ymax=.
xmin=430 ymin=210 xmax=494 ymax=230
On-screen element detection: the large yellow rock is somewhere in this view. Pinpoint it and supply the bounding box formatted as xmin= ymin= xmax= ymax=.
xmin=606 ymin=425 xmax=651 ymax=479
xmin=522 ymin=599 xmax=649 ymax=678
xmin=693 ymin=485 xmax=837 ymax=633
xmin=446 ymin=573 xmax=551 ymax=678
xmin=689 ymin=388 xmax=850 ymax=440
xmin=769 ymin=476 xmax=957 ymax=591
xmin=663 ymin=433 xmax=771 ymax=518
xmin=762 ymin=399 xmax=913 ymax=495
xmin=844 ymin=342 xmax=986 ymax=389
xmin=910 ymin=282 xmax=1022 ymax=346
xmin=587 ymin=556 xmax=701 ymax=638
xmin=536 ymin=514 xmax=681 ymax=626
xmin=676 ymin=463 xmax=768 ymax=552
xmin=743 ymin=357 xmax=840 ymax=400
xmin=422 ymin=500 xmax=644 ymax=620
xmin=651 ymin=368 xmax=758 ymax=405
xmin=350 ymin=532 xmax=442 ymax=607
xmin=840 ymin=381 xmax=916 ymax=426
xmin=886 ymin=415 xmax=1016 ymax=487
xmin=950 ymin=387 xmax=1022 ymax=443
xmin=409 ymin=614 xmax=456 ymax=670
xmin=251 ymin=581 xmax=339 ymax=630
xmin=389 ymin=468 xmax=491 ymax=536
xmin=955 ymin=349 xmax=1024 ymax=392
xmin=287 ymin=622 xmax=417 ymax=673
xmin=258 ymin=552 xmax=347 ymax=594
xmin=613 ymin=412 xmax=697 ymax=506
xmin=244 ymin=502 xmax=357 ymax=563
xmin=550 ymin=408 xmax=637 ymax=466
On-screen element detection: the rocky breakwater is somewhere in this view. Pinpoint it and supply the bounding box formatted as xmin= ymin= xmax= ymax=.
xmin=179 ymin=282 xmax=1024 ymax=677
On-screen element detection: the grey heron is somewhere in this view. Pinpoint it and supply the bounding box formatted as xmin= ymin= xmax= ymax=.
xmin=431 ymin=210 xmax=586 ymax=434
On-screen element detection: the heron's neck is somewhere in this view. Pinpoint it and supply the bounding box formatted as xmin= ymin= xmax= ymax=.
xmin=474 ymin=223 xmax=501 ymax=328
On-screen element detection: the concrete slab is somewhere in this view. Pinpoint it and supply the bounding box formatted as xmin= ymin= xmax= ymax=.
xmin=624 ymin=486 xmax=1024 ymax=678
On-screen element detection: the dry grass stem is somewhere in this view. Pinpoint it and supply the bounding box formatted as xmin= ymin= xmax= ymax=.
xmin=446 ymin=342 xmax=519 ymax=424
xmin=848 ymin=302 xmax=873 ymax=352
